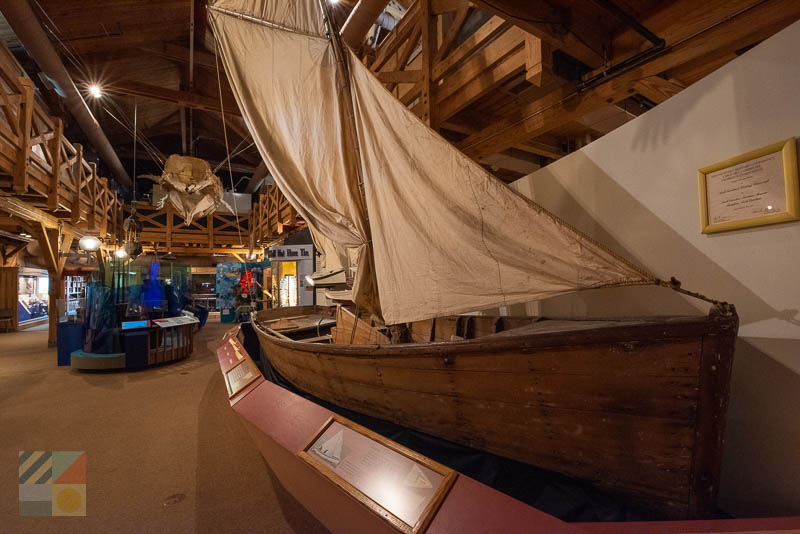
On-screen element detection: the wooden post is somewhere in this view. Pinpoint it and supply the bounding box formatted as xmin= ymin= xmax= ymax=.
xmin=47 ymin=117 xmax=63 ymax=210
xmin=47 ymin=271 xmax=63 ymax=347
xmin=89 ymin=163 xmax=98 ymax=231
xmin=13 ymin=77 xmax=35 ymax=193
xmin=100 ymin=178 xmax=109 ymax=237
xmin=72 ymin=144 xmax=83 ymax=225
xmin=420 ymin=0 xmax=437 ymax=129
xmin=208 ymin=214 xmax=214 ymax=248
xmin=31 ymin=224 xmax=64 ymax=347
xmin=112 ymin=190 xmax=119 ymax=241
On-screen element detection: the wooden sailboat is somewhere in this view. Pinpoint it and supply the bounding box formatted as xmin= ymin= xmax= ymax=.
xmin=253 ymin=304 xmax=737 ymax=518
xmin=209 ymin=0 xmax=739 ymax=519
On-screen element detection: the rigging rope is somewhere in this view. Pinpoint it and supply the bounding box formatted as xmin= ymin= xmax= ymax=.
xmin=213 ymin=37 xmax=244 ymax=247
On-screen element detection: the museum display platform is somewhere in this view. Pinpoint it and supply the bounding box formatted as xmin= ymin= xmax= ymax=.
xmin=71 ymin=318 xmax=197 ymax=371
xmin=216 ymin=327 xmax=800 ymax=534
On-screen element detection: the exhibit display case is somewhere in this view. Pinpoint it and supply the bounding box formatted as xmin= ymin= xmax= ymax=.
xmin=17 ymin=268 xmax=48 ymax=323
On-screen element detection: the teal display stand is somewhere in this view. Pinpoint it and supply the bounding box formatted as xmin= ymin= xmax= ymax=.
xmin=221 ymin=307 xmax=236 ymax=323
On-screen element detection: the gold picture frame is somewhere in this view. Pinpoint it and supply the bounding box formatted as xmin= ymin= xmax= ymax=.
xmin=698 ymin=138 xmax=799 ymax=234
xmin=299 ymin=415 xmax=457 ymax=534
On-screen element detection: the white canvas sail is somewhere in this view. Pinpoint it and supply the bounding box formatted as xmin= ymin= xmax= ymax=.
xmin=209 ymin=0 xmax=655 ymax=324
xmin=209 ymin=0 xmax=381 ymax=315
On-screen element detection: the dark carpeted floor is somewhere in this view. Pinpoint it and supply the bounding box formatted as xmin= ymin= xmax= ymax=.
xmin=0 ymin=318 xmax=329 ymax=533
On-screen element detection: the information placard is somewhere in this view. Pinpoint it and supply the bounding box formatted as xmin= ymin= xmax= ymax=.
xmin=300 ymin=416 xmax=456 ymax=533
xmin=224 ymin=358 xmax=260 ymax=398
xmin=699 ymin=138 xmax=800 ymax=233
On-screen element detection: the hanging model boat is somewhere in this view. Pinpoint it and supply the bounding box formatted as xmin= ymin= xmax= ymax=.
xmin=209 ymin=0 xmax=739 ymax=519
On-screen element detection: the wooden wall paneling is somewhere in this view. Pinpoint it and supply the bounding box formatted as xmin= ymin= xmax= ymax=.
xmin=0 ymin=266 xmax=18 ymax=331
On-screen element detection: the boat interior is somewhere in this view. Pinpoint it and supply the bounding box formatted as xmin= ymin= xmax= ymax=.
xmin=255 ymin=305 xmax=700 ymax=345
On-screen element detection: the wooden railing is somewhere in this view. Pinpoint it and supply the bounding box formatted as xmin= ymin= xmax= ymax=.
xmin=0 ymin=40 xmax=303 ymax=256
xmin=0 ymin=43 xmax=121 ymax=241
xmin=131 ymin=202 xmax=251 ymax=255
xmin=250 ymin=183 xmax=305 ymax=245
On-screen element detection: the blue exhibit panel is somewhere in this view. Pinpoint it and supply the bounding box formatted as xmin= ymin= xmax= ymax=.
xmin=121 ymin=320 xmax=150 ymax=330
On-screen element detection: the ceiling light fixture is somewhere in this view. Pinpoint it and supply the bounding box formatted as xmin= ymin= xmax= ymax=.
xmin=88 ymin=84 xmax=103 ymax=98
xmin=78 ymin=235 xmax=101 ymax=251
xmin=114 ymin=248 xmax=129 ymax=259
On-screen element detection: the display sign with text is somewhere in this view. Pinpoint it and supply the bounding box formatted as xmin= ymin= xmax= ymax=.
xmin=300 ymin=416 xmax=456 ymax=533
xmin=699 ymin=138 xmax=799 ymax=233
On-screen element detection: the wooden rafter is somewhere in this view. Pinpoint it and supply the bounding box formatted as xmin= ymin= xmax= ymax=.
xmin=104 ymin=79 xmax=241 ymax=115
xmin=469 ymin=0 xmax=608 ymax=68
xmin=458 ymin=0 xmax=800 ymax=159
xmin=138 ymin=42 xmax=217 ymax=69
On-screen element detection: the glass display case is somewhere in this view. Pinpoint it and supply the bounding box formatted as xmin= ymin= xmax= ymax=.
xmin=18 ymin=269 xmax=49 ymax=323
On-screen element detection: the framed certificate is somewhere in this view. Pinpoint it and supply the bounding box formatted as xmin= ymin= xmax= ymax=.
xmin=300 ymin=415 xmax=457 ymax=533
xmin=698 ymin=138 xmax=800 ymax=233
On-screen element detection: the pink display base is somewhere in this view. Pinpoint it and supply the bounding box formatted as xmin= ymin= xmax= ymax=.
xmin=217 ymin=328 xmax=800 ymax=534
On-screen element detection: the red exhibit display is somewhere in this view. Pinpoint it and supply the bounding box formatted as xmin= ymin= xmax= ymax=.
xmin=215 ymin=328 xmax=800 ymax=534
xmin=301 ymin=416 xmax=456 ymax=533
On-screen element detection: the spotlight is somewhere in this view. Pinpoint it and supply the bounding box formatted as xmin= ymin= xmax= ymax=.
xmin=114 ymin=248 xmax=129 ymax=259
xmin=78 ymin=235 xmax=101 ymax=251
xmin=88 ymin=84 xmax=102 ymax=98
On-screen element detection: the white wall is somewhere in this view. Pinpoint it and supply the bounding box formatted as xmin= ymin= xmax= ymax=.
xmin=512 ymin=20 xmax=800 ymax=517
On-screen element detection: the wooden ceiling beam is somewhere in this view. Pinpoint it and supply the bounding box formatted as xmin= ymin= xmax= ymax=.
xmin=104 ymin=79 xmax=241 ymax=115
xmin=434 ymin=5 xmax=470 ymax=60
xmin=140 ymin=244 xmax=252 ymax=255
xmin=371 ymin=1 xmax=421 ymax=72
xmin=633 ymin=76 xmax=685 ymax=105
xmin=470 ymin=0 xmax=608 ymax=68
xmin=431 ymin=15 xmax=508 ymax=80
xmin=56 ymin=25 xmax=190 ymax=55
xmin=458 ymin=0 xmax=800 ymax=159
xmin=244 ymin=162 xmax=270 ymax=194
xmin=0 ymin=195 xmax=95 ymax=240
xmin=435 ymin=27 xmax=528 ymax=121
xmin=514 ymin=140 xmax=564 ymax=160
xmin=138 ymin=42 xmax=217 ymax=70
xmin=431 ymin=0 xmax=468 ymax=15
xmin=524 ymin=34 xmax=553 ymax=87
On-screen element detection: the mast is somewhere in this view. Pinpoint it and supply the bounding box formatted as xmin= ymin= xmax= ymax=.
xmin=317 ymin=0 xmax=381 ymax=314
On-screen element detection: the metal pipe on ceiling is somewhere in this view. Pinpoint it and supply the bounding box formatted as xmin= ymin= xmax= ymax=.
xmin=578 ymin=0 xmax=666 ymax=92
xmin=340 ymin=0 xmax=392 ymax=48
xmin=0 ymin=0 xmax=133 ymax=191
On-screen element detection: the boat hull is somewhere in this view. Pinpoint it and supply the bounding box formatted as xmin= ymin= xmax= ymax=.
xmin=253 ymin=306 xmax=738 ymax=518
